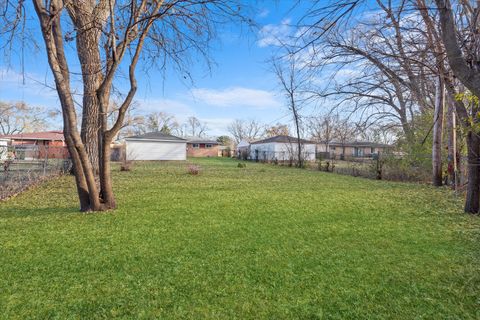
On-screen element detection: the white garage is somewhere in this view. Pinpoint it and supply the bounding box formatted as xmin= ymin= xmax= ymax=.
xmin=249 ymin=135 xmax=316 ymax=162
xmin=125 ymin=132 xmax=186 ymax=161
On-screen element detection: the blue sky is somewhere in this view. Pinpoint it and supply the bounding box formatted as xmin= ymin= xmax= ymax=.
xmin=0 ymin=1 xmax=314 ymax=137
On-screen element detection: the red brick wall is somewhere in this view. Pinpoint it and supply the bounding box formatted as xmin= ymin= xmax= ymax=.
xmin=39 ymin=145 xmax=69 ymax=159
xmin=187 ymin=144 xmax=219 ymax=157
xmin=10 ymin=139 xmax=69 ymax=159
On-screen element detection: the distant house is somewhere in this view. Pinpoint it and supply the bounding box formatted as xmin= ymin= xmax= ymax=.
xmin=0 ymin=131 xmax=69 ymax=159
xmin=125 ymin=132 xmax=186 ymax=161
xmin=316 ymin=140 xmax=392 ymax=159
xmin=249 ymin=135 xmax=316 ymax=162
xmin=186 ymin=137 xmax=220 ymax=157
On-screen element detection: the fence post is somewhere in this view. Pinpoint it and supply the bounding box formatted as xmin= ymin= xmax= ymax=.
xmin=43 ymin=145 xmax=49 ymax=176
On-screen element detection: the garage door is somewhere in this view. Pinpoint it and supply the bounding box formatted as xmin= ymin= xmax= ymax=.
xmin=126 ymin=140 xmax=186 ymax=160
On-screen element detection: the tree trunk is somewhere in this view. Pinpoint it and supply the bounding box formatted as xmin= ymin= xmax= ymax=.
xmin=75 ymin=18 xmax=103 ymax=176
xmin=465 ymin=131 xmax=480 ymax=214
xmin=290 ymin=96 xmax=303 ymax=167
xmin=432 ymin=77 xmax=444 ymax=187
xmin=445 ymin=93 xmax=456 ymax=186
xmin=33 ymin=2 xmax=106 ymax=212
xmin=99 ymin=135 xmax=116 ymax=209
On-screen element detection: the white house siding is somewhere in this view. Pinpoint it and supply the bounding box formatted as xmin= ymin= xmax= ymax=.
xmin=250 ymin=142 xmax=316 ymax=161
xmin=126 ymin=140 xmax=186 ymax=161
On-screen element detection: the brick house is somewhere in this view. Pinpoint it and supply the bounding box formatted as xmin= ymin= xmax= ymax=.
xmin=0 ymin=131 xmax=69 ymax=159
xmin=186 ymin=138 xmax=220 ymax=157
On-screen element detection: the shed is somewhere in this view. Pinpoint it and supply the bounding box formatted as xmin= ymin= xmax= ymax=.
xmin=125 ymin=132 xmax=186 ymax=161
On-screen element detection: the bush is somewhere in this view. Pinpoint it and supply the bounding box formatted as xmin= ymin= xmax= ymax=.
xmin=120 ymin=160 xmax=133 ymax=172
xmin=187 ymin=164 xmax=201 ymax=175
xmin=237 ymin=163 xmax=246 ymax=168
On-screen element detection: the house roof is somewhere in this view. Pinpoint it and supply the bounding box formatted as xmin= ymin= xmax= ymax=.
xmin=0 ymin=131 xmax=64 ymax=141
xmin=186 ymin=137 xmax=220 ymax=145
xmin=237 ymin=140 xmax=251 ymax=148
xmin=125 ymin=132 xmax=186 ymax=141
xmin=320 ymin=140 xmax=392 ymax=148
xmin=251 ymin=135 xmax=315 ymax=145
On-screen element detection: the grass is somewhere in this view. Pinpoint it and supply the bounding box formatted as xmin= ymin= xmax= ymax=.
xmin=0 ymin=158 xmax=479 ymax=319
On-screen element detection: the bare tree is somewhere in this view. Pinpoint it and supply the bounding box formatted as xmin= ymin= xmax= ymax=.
xmin=265 ymin=123 xmax=289 ymax=137
xmin=306 ymin=1 xmax=437 ymax=145
xmin=2 ymin=1 xmax=248 ymax=211
xmin=307 ymin=114 xmax=338 ymax=150
xmin=227 ymin=119 xmax=265 ymax=144
xmin=334 ymin=119 xmax=356 ymax=159
xmin=272 ymin=49 xmax=309 ymax=167
xmin=134 ymin=111 xmax=179 ymax=134
xmin=185 ymin=116 xmax=208 ymax=137
xmin=0 ymin=101 xmax=54 ymax=135
xmin=286 ymin=0 xmax=480 ymax=212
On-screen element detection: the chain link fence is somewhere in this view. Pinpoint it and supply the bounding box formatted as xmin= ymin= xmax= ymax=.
xmin=317 ymin=153 xmax=469 ymax=186
xmin=240 ymin=149 xmax=470 ymax=186
xmin=0 ymin=145 xmax=71 ymax=200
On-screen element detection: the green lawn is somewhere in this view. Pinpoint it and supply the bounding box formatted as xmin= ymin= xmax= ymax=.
xmin=1 ymin=158 xmax=479 ymax=319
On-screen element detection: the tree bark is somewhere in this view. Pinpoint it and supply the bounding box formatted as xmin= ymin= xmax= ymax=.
xmin=69 ymin=5 xmax=105 ymax=176
xmin=99 ymin=135 xmax=116 ymax=209
xmin=292 ymin=103 xmax=303 ymax=168
xmin=465 ymin=131 xmax=480 ymax=214
xmin=445 ymin=93 xmax=456 ymax=186
xmin=432 ymin=77 xmax=444 ymax=186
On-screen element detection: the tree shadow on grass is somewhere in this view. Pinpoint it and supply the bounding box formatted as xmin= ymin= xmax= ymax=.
xmin=0 ymin=205 xmax=81 ymax=219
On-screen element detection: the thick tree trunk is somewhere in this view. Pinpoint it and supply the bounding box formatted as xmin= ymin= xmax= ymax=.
xmin=76 ymin=21 xmax=103 ymax=176
xmin=465 ymin=131 xmax=480 ymax=214
xmin=432 ymin=77 xmax=444 ymax=187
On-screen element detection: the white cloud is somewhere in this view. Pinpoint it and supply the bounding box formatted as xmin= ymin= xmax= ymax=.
xmin=257 ymin=8 xmax=270 ymax=18
xmin=135 ymin=98 xmax=194 ymax=115
xmin=0 ymin=67 xmax=59 ymax=100
xmin=257 ymin=19 xmax=293 ymax=48
xmin=200 ymin=117 xmax=235 ymax=136
xmin=0 ymin=68 xmax=24 ymax=83
xmin=192 ymin=87 xmax=281 ymax=109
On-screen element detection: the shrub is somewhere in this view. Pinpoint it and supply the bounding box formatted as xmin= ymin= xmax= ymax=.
xmin=237 ymin=163 xmax=246 ymax=168
xmin=120 ymin=160 xmax=133 ymax=172
xmin=187 ymin=164 xmax=201 ymax=175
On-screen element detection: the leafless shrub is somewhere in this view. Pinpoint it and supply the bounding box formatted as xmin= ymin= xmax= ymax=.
xmin=120 ymin=161 xmax=133 ymax=172
xmin=187 ymin=164 xmax=201 ymax=175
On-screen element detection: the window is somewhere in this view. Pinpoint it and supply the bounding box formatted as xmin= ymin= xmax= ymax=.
xmin=206 ymin=144 xmax=213 ymax=148
xmin=192 ymin=143 xmax=199 ymax=148
xmin=371 ymin=147 xmax=375 ymax=153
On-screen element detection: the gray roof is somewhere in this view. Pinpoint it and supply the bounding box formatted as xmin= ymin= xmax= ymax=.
xmin=186 ymin=137 xmax=220 ymax=144
xmin=251 ymin=135 xmax=315 ymax=145
xmin=125 ymin=132 xmax=186 ymax=141
xmin=322 ymin=140 xmax=392 ymax=148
